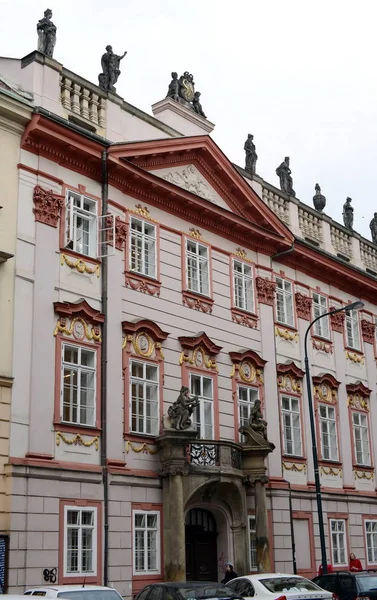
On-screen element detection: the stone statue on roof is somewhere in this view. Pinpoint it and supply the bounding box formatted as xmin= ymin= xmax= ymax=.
xmin=166 ymin=71 xmax=208 ymax=119
xmin=37 ymin=9 xmax=57 ymax=58
xmin=276 ymin=157 xmax=296 ymax=197
xmin=370 ymin=213 xmax=377 ymax=245
xmin=244 ymin=134 xmax=258 ymax=176
xmin=98 ymin=45 xmax=127 ymax=93
xmin=313 ymin=183 xmax=326 ymax=212
xmin=342 ymin=197 xmax=354 ymax=230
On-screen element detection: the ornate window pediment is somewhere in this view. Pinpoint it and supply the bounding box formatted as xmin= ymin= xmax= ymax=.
xmin=347 ymin=381 xmax=371 ymax=412
xmin=229 ymin=349 xmax=266 ymax=385
xmin=122 ymin=319 xmax=169 ymax=359
xmin=53 ymin=299 xmax=104 ymax=342
xmin=277 ymin=361 xmax=305 ymax=394
xmin=178 ymin=332 xmax=221 ymax=372
xmin=313 ymin=373 xmax=340 ymax=404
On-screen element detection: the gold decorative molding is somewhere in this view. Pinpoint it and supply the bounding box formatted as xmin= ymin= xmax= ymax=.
xmin=125 ymin=440 xmax=159 ymax=455
xmin=275 ymin=326 xmax=298 ymax=342
xmin=129 ymin=204 xmax=157 ymax=222
xmin=230 ymin=361 xmax=263 ymax=384
xmin=60 ymin=253 xmax=100 ymax=277
xmin=314 ymin=384 xmax=337 ymax=404
xmin=122 ymin=331 xmax=164 ymax=359
xmin=354 ymin=469 xmax=374 ymax=480
xmin=348 ymin=394 xmax=369 ymax=412
xmin=346 ymin=351 xmax=364 ymax=364
xmin=235 ymin=247 xmax=247 ymax=259
xmin=278 ymin=374 xmax=301 ymax=394
xmin=54 ymin=316 xmax=101 ymax=342
xmin=282 ymin=462 xmax=306 ymax=473
xmin=320 ymin=465 xmax=342 ymax=476
xmin=179 ymin=346 xmax=218 ymax=372
xmin=188 ymin=228 xmax=202 ymax=240
xmin=56 ymin=431 xmax=99 ymax=451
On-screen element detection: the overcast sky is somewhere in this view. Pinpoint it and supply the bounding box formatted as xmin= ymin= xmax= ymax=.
xmin=1 ymin=0 xmax=376 ymax=239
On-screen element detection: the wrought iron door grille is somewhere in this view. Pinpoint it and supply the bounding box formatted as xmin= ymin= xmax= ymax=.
xmin=188 ymin=443 xmax=219 ymax=466
xmin=231 ymin=447 xmax=242 ymax=469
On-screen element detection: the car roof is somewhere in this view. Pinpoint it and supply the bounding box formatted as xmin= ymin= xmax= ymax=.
xmin=143 ymin=583 xmax=227 ymax=588
xmin=25 ymin=586 xmax=116 ymax=592
xmin=233 ymin=574 xmax=309 ymax=580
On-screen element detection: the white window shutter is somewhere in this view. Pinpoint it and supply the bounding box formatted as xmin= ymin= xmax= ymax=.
xmin=97 ymin=214 xmax=115 ymax=258
xmin=65 ymin=195 xmax=75 ymax=249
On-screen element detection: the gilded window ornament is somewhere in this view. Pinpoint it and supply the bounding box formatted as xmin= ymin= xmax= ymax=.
xmin=56 ymin=431 xmax=99 ymax=450
xmin=179 ymin=346 xmax=218 ymax=372
xmin=125 ymin=440 xmax=159 ymax=454
xmin=277 ymin=374 xmax=301 ymax=393
xmin=347 ymin=393 xmax=369 ymax=411
xmin=53 ymin=316 xmax=101 ymax=342
xmin=282 ymin=462 xmax=306 ymax=473
xmin=60 ymin=253 xmax=100 ymax=277
xmin=346 ymin=351 xmax=364 ymax=364
xmin=314 ymin=383 xmax=337 ymax=404
xmin=275 ymin=326 xmax=298 ymax=342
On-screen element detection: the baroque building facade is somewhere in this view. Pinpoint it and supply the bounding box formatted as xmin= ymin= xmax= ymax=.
xmin=0 ymin=50 xmax=377 ymax=598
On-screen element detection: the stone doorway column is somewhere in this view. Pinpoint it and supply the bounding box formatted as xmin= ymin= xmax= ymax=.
xmin=240 ymin=423 xmax=275 ymax=573
xmin=156 ymin=427 xmax=198 ymax=581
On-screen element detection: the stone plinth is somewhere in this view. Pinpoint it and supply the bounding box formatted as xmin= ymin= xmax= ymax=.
xmin=152 ymin=97 xmax=215 ymax=136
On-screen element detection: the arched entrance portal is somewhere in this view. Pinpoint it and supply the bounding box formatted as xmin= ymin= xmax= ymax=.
xmin=185 ymin=508 xmax=218 ymax=581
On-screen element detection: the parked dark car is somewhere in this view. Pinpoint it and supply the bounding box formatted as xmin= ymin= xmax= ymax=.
xmin=313 ymin=570 xmax=377 ymax=600
xmin=134 ymin=582 xmax=244 ymax=600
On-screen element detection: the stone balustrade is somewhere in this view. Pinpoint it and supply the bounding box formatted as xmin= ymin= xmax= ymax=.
xmin=360 ymin=240 xmax=377 ymax=273
xmin=262 ymin=186 xmax=290 ymax=224
xmin=298 ymin=206 xmax=323 ymax=243
xmin=60 ymin=71 xmax=107 ymax=128
xmin=330 ymin=224 xmax=353 ymax=258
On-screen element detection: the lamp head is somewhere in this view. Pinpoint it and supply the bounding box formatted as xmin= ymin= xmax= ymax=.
xmin=344 ymin=300 xmax=364 ymax=311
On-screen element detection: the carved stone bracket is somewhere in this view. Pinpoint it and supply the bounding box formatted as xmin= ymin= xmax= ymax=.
xmin=125 ymin=273 xmax=161 ymax=297
xmin=295 ymin=293 xmax=312 ymax=320
xmin=312 ymin=339 xmax=333 ymax=354
xmin=106 ymin=214 xmax=127 ymax=250
xmin=330 ymin=307 xmax=345 ymax=333
xmin=361 ymin=319 xmax=376 ymax=344
xmin=256 ymin=277 xmax=276 ymax=306
xmin=182 ymin=290 xmax=213 ymax=313
xmin=33 ymin=185 xmax=64 ymax=227
xmin=231 ymin=309 xmax=258 ymax=329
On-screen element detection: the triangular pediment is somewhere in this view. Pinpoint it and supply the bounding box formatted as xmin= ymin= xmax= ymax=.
xmin=108 ymin=136 xmax=294 ymax=247
xmin=150 ymin=163 xmax=230 ymax=210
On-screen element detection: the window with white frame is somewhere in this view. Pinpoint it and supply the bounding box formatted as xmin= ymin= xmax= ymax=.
xmin=281 ymin=395 xmax=302 ymax=456
xmin=313 ymin=293 xmax=330 ymax=338
xmin=365 ymin=520 xmax=377 ymax=564
xmin=130 ymin=360 xmax=159 ymax=436
xmin=190 ymin=373 xmax=214 ymax=439
xmin=248 ymin=515 xmax=257 ymax=571
xmin=186 ymin=239 xmax=210 ymax=296
xmin=129 ymin=217 xmax=156 ymax=278
xmin=64 ymin=506 xmax=97 ymax=576
xmin=319 ymin=404 xmax=338 ymax=461
xmin=352 ymin=412 xmax=370 ymax=465
xmin=65 ymin=190 xmax=97 ymax=257
xmin=238 ymin=386 xmax=258 ymax=441
xmin=133 ymin=510 xmax=160 ymax=574
xmin=62 ymin=344 xmax=96 ymax=427
xmin=346 ymin=309 xmax=360 ymax=350
xmin=276 ymin=277 xmax=294 ymax=326
xmin=233 ymin=260 xmax=254 ymax=313
xmin=330 ymin=519 xmax=347 ymax=566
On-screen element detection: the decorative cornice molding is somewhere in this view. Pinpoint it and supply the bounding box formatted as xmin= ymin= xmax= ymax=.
xmin=361 ymin=319 xmax=375 ymax=344
xmin=346 ymin=381 xmax=371 ymax=397
xmin=122 ymin=319 xmax=169 ymax=343
xmin=33 ymin=184 xmax=64 ymax=227
xmin=256 ymin=277 xmax=276 ymax=306
xmin=329 ymin=307 xmax=345 ymax=333
xmin=229 ymin=349 xmax=267 ymax=369
xmin=277 ymin=361 xmax=305 ymax=378
xmin=54 ymin=299 xmax=104 ymax=324
xmin=295 ymin=292 xmax=312 ymax=321
xmin=178 ymin=332 xmax=222 ymax=355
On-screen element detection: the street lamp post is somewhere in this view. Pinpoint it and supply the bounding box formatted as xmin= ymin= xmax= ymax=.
xmin=303 ymin=300 xmax=364 ymax=575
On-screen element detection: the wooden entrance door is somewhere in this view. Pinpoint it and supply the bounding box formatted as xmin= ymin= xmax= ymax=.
xmin=185 ymin=509 xmax=218 ymax=581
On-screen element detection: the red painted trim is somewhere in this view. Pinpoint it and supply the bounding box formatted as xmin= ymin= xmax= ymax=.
xmin=122 ymin=319 xmax=169 ymax=342
xmin=54 ymin=299 xmax=105 ymax=324
xmin=9 ymin=456 xmax=102 ymax=472
xmin=313 ymin=376 xmax=342 ymax=464
xmin=59 ymin=498 xmax=102 ymax=585
xmin=131 ymin=502 xmax=163 ymax=592
xmin=181 ymin=364 xmax=220 ymax=440
xmin=229 ymin=255 xmax=258 ymax=321
xmin=279 ymin=391 xmax=307 ymax=460
xmin=362 ymin=515 xmax=377 ymax=567
xmin=276 ymin=361 xmax=305 ymax=379
xmin=181 ymin=233 xmax=214 ymax=305
xmin=178 ymin=332 xmax=222 ymax=355
xmin=292 ymin=511 xmax=315 ymax=577
xmin=125 ymin=209 xmax=162 ymax=294
xmin=60 ymin=183 xmax=102 ymax=254
xmin=17 ymin=162 xmax=65 ymax=186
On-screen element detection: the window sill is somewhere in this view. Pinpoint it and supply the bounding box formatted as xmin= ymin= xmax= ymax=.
xmin=182 ymin=290 xmax=214 ymax=314
xmin=231 ymin=307 xmax=258 ymax=329
xmin=319 ymin=459 xmax=342 ymax=466
xmin=124 ymin=433 xmax=158 ymax=443
xmin=60 ymin=248 xmax=100 ymax=264
xmin=60 ymin=575 xmax=100 ymax=585
xmin=282 ymin=454 xmax=306 ymax=462
xmin=125 ymin=271 xmax=161 ymax=297
xmin=54 ymin=422 xmax=101 ymax=436
xmin=353 ymin=464 xmax=374 ymax=471
xmin=275 ymin=321 xmax=297 ymax=332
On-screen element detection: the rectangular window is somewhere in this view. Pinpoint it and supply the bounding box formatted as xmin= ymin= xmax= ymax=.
xmin=130 ymin=360 xmax=159 ymax=436
xmin=65 ymin=190 xmax=97 ymax=257
xmin=248 ymin=515 xmax=257 ymax=571
xmin=281 ymin=395 xmax=302 ymax=456
xmin=233 ymin=260 xmax=254 ymax=313
xmin=276 ymin=277 xmax=294 ymax=326
xmin=346 ymin=309 xmax=360 ymax=350
xmin=238 ymin=386 xmax=258 ymax=442
xmin=319 ymin=404 xmax=338 ymax=461
xmin=330 ymin=519 xmax=347 ymax=566
xmin=313 ymin=293 xmax=330 ymax=339
xmin=352 ymin=412 xmax=370 ymax=466
xmin=62 ymin=344 xmax=96 ymax=427
xmin=366 ymin=520 xmax=377 ymax=564
xmin=133 ymin=510 xmax=160 ymax=575
xmin=129 ymin=217 xmax=156 ymax=278
xmin=64 ymin=506 xmax=97 ymax=576
xmin=190 ymin=373 xmax=214 ymax=439
xmin=186 ymin=240 xmax=210 ymax=296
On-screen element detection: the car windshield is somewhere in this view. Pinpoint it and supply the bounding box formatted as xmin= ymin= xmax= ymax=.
xmin=260 ymin=578 xmax=321 ymax=593
xmin=357 ymin=576 xmax=377 ymax=592
xmin=177 ymin=585 xmax=237 ymax=599
xmin=58 ymin=592 xmax=121 ymax=600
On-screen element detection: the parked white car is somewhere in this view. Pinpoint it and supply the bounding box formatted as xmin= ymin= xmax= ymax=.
xmin=23 ymin=586 xmax=123 ymax=600
xmin=226 ymin=574 xmax=334 ymax=600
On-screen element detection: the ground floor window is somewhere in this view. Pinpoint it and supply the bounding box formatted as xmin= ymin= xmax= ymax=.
xmin=133 ymin=510 xmax=160 ymax=575
xmin=366 ymin=520 xmax=377 ymax=564
xmin=248 ymin=515 xmax=257 ymax=571
xmin=330 ymin=519 xmax=347 ymax=566
xmin=64 ymin=506 xmax=97 ymax=576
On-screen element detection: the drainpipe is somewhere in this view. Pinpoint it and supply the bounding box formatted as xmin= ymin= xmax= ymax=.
xmin=287 ymin=481 xmax=297 ymax=574
xmin=270 ymin=241 xmax=295 ymax=262
xmin=101 ymin=148 xmax=109 ymax=586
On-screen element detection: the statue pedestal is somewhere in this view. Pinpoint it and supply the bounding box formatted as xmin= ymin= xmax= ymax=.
xmin=151 ymin=97 xmax=215 ymax=136
xmin=156 ymin=426 xmax=198 ymax=581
